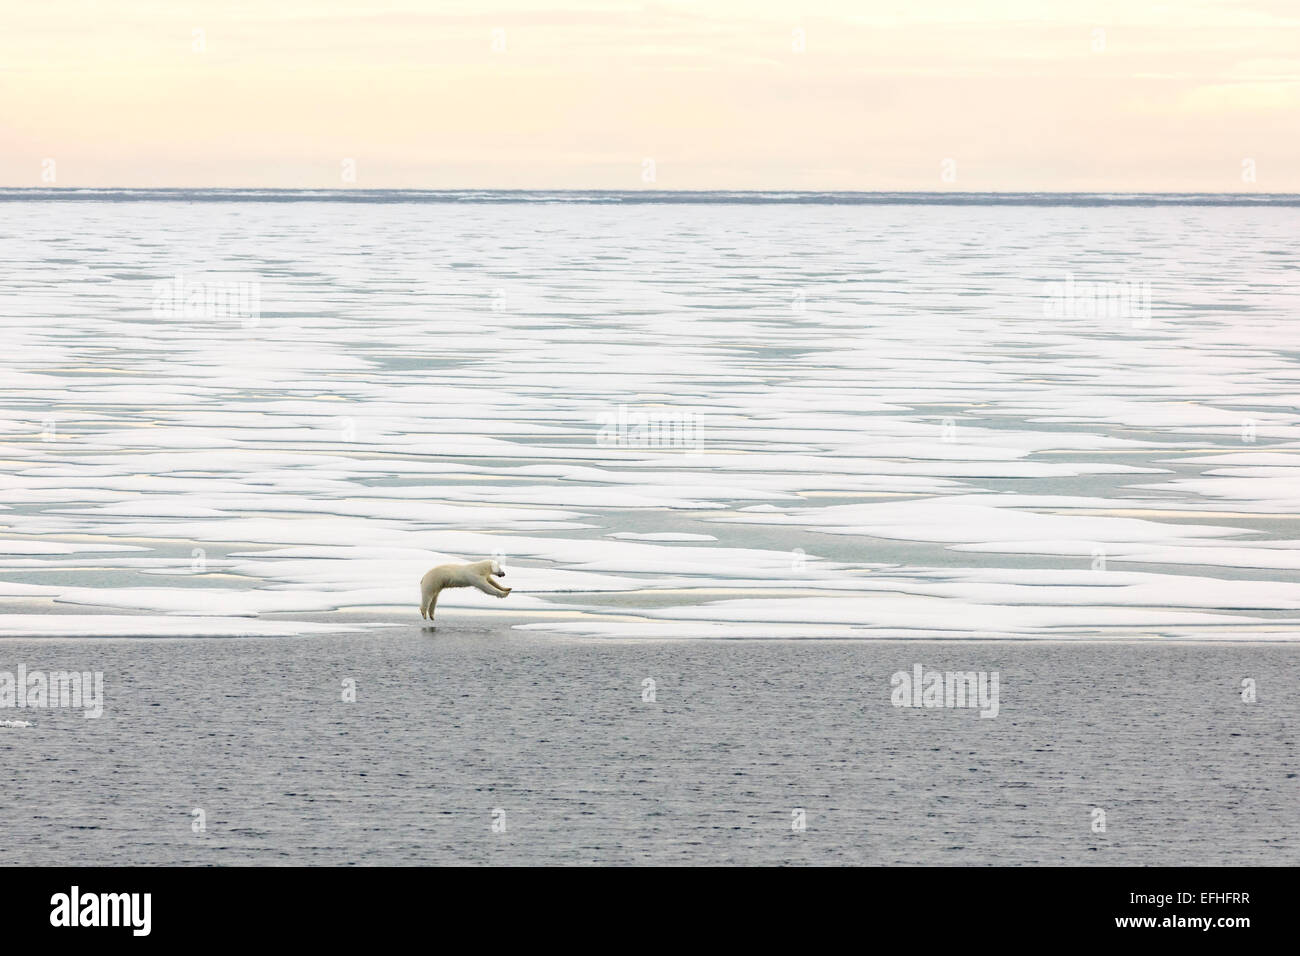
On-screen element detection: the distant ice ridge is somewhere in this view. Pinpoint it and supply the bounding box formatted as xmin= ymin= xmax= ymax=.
xmin=1 ymin=199 xmax=1299 ymax=638
xmin=2 ymin=188 xmax=1299 ymax=206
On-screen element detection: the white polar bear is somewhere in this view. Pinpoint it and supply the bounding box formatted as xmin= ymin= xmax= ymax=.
xmin=419 ymin=558 xmax=511 ymax=621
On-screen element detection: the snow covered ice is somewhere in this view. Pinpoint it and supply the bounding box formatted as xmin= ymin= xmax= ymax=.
xmin=2 ymin=195 xmax=1299 ymax=640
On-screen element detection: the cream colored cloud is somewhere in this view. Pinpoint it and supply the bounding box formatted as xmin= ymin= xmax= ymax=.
xmin=1 ymin=0 xmax=1296 ymax=189
xmin=1180 ymin=81 xmax=1300 ymax=113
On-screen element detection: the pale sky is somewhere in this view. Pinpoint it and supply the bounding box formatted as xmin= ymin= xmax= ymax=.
xmin=3 ymin=0 xmax=1297 ymax=190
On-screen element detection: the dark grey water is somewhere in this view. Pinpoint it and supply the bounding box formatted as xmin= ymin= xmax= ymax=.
xmin=3 ymin=633 xmax=1295 ymax=865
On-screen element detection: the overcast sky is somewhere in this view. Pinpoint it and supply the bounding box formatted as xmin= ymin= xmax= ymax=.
xmin=3 ymin=0 xmax=1297 ymax=190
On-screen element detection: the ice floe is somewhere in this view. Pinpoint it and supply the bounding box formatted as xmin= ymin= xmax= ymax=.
xmin=2 ymin=200 xmax=1298 ymax=639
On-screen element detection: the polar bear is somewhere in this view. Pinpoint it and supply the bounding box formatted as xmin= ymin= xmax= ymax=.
xmin=419 ymin=558 xmax=511 ymax=621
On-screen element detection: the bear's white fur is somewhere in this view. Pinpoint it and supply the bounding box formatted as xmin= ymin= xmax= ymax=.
xmin=419 ymin=558 xmax=510 ymax=621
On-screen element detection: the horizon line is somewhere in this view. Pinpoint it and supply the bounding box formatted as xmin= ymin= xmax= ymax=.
xmin=2 ymin=187 xmax=1297 ymax=206
xmin=3 ymin=186 xmax=1296 ymax=193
